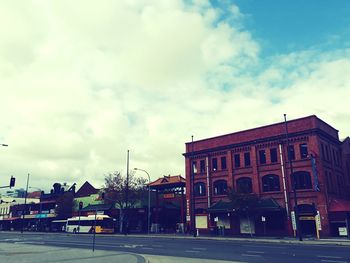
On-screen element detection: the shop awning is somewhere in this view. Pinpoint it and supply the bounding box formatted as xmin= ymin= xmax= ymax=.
xmin=329 ymin=199 xmax=350 ymax=212
xmin=1 ymin=217 xmax=20 ymax=221
xmin=208 ymin=198 xmax=283 ymax=213
xmin=80 ymin=203 xmax=114 ymax=212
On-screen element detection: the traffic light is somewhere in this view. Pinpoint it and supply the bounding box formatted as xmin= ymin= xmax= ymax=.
xmin=79 ymin=201 xmax=83 ymax=210
xmin=101 ymin=192 xmax=105 ymax=199
xmin=9 ymin=176 xmax=15 ymax=188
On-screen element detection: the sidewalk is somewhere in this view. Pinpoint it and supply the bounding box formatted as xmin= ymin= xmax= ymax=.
xmin=116 ymin=233 xmax=350 ymax=246
xmin=0 ymin=242 xmax=146 ymax=263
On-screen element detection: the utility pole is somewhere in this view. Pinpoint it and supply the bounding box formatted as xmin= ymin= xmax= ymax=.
xmin=124 ymin=150 xmax=130 ymax=235
xmin=21 ymin=173 xmax=30 ymax=233
xmin=191 ymin=135 xmax=197 ymax=237
xmin=284 ymin=114 xmax=302 ymax=241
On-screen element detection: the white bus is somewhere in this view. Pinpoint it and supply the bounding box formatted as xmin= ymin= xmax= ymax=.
xmin=66 ymin=215 xmax=115 ymax=234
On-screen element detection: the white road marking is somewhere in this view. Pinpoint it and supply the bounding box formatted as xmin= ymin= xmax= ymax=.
xmin=241 ymin=254 xmax=262 ymax=257
xmin=243 ymin=244 xmax=284 ymax=249
xmin=15 ymin=241 xmax=45 ymax=245
xmin=320 ymin=260 xmax=348 ymax=263
xmin=318 ymin=256 xmax=343 ymax=259
xmin=192 ymin=247 xmax=207 ymax=251
xmin=185 ymin=250 xmax=200 ymax=253
xmin=246 ymin=251 xmax=265 ymax=254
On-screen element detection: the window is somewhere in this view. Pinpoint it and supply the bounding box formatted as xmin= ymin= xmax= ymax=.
xmin=221 ymin=156 xmax=227 ymax=170
xmin=270 ymin=148 xmax=278 ymax=163
xmin=212 ymin=158 xmax=218 ymax=171
xmin=332 ymin=149 xmax=336 ymax=165
xmin=299 ymin=144 xmax=308 ymax=159
xmin=288 ymin=145 xmax=295 ymax=160
xmin=200 ymin=160 xmax=206 ymax=173
xmin=192 ymin=161 xmax=197 ymax=174
xmin=244 ymin=152 xmax=251 ymax=167
xmin=259 ymin=150 xmax=266 ymax=164
xmin=234 ymin=154 xmax=240 ymax=168
xmin=262 ymin=174 xmax=280 ymax=192
xmin=292 ymin=171 xmax=312 ymax=190
xmin=194 ymin=182 xmax=206 ymax=196
xmin=213 ymin=180 xmax=228 ymax=195
xmin=236 ymin=177 xmax=253 ymax=193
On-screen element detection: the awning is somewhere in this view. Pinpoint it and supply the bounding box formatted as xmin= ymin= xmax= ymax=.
xmin=329 ymin=199 xmax=350 ymax=212
xmin=208 ymin=198 xmax=283 ymax=213
xmin=1 ymin=217 xmax=20 ymax=221
xmin=80 ymin=203 xmax=114 ymax=212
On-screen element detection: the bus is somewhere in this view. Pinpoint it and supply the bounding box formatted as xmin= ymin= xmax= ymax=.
xmin=51 ymin=220 xmax=67 ymax=232
xmin=65 ymin=215 xmax=115 ymax=234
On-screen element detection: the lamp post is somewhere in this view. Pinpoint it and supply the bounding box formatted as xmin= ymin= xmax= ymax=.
xmin=134 ymin=168 xmax=151 ymax=234
xmin=1 ymin=144 xmax=8 ymax=147
xmin=284 ymin=114 xmax=302 ymax=241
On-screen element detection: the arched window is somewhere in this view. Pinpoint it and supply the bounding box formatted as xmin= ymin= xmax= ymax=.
xmin=236 ymin=177 xmax=252 ymax=193
xmin=262 ymin=174 xmax=280 ymax=192
xmin=292 ymin=171 xmax=312 ymax=190
xmin=213 ymin=180 xmax=228 ymax=195
xmin=194 ymin=182 xmax=206 ymax=196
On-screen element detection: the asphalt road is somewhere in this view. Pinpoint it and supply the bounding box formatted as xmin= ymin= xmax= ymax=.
xmin=0 ymin=232 xmax=349 ymax=263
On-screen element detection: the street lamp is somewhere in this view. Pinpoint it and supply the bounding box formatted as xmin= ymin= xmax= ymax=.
xmin=1 ymin=144 xmax=8 ymax=147
xmin=284 ymin=114 xmax=302 ymax=241
xmin=133 ymin=168 xmax=151 ymax=235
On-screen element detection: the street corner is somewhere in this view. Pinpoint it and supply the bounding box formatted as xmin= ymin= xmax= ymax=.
xmin=0 ymin=243 xmax=147 ymax=263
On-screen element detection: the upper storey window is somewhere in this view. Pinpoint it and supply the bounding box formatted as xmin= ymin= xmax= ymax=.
xmin=213 ymin=180 xmax=228 ymax=195
xmin=194 ymin=182 xmax=206 ymax=196
xmin=236 ymin=177 xmax=253 ymax=193
xmin=270 ymin=148 xmax=278 ymax=163
xmin=300 ymin=143 xmax=308 ymax=159
xmin=259 ymin=150 xmax=266 ymax=164
xmin=212 ymin=158 xmax=218 ymax=171
xmin=288 ymin=145 xmax=296 ymax=160
xmin=244 ymin=152 xmax=251 ymax=167
xmin=292 ymin=171 xmax=312 ymax=190
xmin=221 ymin=156 xmax=227 ymax=170
xmin=200 ymin=160 xmax=206 ymax=173
xmin=234 ymin=154 xmax=241 ymax=168
xmin=262 ymin=174 xmax=280 ymax=192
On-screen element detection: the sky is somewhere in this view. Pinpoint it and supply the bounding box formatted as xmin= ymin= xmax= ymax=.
xmin=1 ymin=0 xmax=350 ymax=193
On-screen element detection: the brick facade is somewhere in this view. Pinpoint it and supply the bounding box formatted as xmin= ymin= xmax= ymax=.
xmin=184 ymin=115 xmax=350 ymax=237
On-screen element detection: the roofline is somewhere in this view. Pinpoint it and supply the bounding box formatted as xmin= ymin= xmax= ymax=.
xmin=185 ymin=115 xmax=338 ymax=145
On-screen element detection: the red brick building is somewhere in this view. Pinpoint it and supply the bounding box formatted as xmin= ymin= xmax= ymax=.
xmin=184 ymin=115 xmax=350 ymax=237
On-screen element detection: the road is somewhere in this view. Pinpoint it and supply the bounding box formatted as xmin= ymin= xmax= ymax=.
xmin=0 ymin=232 xmax=349 ymax=263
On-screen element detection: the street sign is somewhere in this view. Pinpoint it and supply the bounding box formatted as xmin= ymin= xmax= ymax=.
xmin=261 ymin=216 xmax=266 ymax=222
xmin=315 ymin=211 xmax=322 ymax=230
xmin=291 ymin=211 xmax=296 ymax=230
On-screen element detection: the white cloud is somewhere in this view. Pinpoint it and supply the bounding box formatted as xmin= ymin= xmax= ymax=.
xmin=0 ymin=0 xmax=349 ymax=192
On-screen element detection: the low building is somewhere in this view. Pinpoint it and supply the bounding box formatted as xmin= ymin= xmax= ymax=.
xmin=184 ymin=115 xmax=350 ymax=237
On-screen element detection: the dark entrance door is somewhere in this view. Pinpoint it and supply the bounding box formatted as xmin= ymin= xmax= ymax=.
xmin=299 ymin=218 xmax=316 ymax=237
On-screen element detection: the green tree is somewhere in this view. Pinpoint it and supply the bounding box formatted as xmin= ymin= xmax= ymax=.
xmin=102 ymin=171 xmax=147 ymax=233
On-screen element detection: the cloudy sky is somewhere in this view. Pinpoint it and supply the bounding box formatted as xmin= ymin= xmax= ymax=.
xmin=1 ymin=0 xmax=350 ymax=193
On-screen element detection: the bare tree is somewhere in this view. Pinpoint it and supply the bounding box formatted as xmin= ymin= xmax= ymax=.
xmin=102 ymin=171 xmax=147 ymax=233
